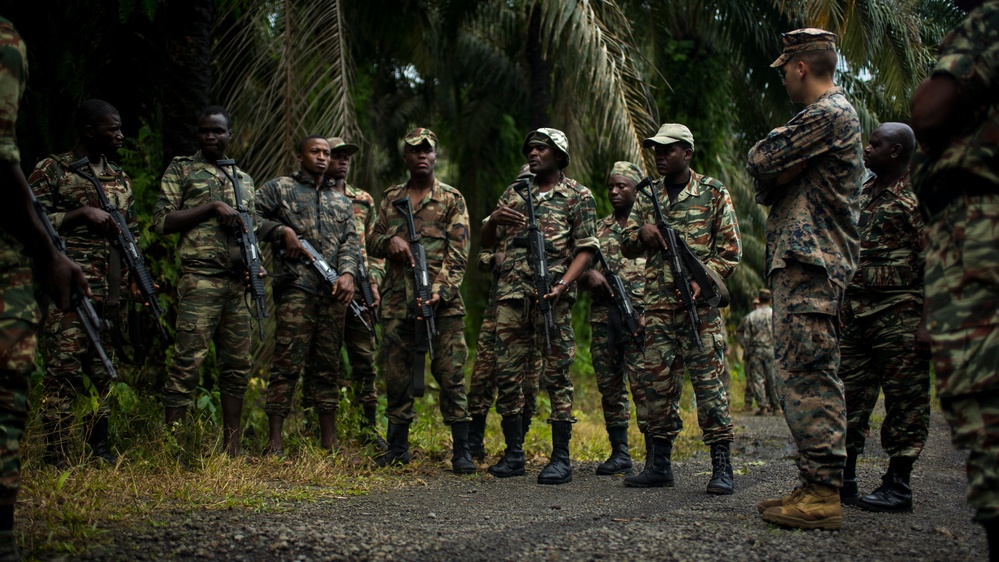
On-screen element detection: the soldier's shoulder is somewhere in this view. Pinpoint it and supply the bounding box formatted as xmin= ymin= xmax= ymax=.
xmin=381 ymin=183 xmax=405 ymax=198
xmin=562 ymin=177 xmax=593 ymax=199
xmin=696 ymin=173 xmax=730 ymax=196
xmin=437 ymin=181 xmax=463 ymax=196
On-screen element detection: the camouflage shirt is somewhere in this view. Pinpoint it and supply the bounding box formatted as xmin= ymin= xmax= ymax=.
xmin=746 ymin=86 xmax=864 ymax=290
xmin=0 ymin=16 xmax=38 ymax=326
xmin=256 ymin=172 xmax=359 ymax=297
xmin=741 ymin=305 xmax=774 ymax=352
xmin=29 ymin=151 xmax=135 ymax=300
xmin=342 ymin=183 xmax=385 ymax=287
xmin=912 ymin=1 xmax=999 ymax=216
xmin=621 ymin=170 xmax=741 ymax=311
xmin=152 ymin=151 xmax=256 ymax=276
xmin=490 ymin=175 xmax=599 ymax=301
xmin=369 ymin=179 xmax=469 ymax=319
xmin=590 ymin=213 xmax=645 ymax=324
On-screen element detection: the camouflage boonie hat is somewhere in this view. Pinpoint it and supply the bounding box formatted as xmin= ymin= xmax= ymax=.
xmin=643 ymin=123 xmax=695 ymax=151
xmin=522 ymin=127 xmax=570 ymax=169
xmin=327 ymin=137 xmax=359 ymax=155
xmin=609 ymin=161 xmax=643 ymax=184
xmin=403 ymin=128 xmax=438 ymax=151
xmin=770 ymin=28 xmax=838 ymax=68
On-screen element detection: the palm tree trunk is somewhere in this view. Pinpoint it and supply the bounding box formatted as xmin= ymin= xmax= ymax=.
xmin=526 ymin=3 xmax=551 ymax=128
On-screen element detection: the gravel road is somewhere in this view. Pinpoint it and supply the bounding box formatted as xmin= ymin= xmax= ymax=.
xmin=71 ymin=410 xmax=985 ymax=561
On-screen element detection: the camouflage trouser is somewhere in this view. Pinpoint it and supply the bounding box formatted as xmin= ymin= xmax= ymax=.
xmin=341 ymin=307 xmax=378 ymax=408
xmin=742 ymin=357 xmax=761 ymax=409
xmin=468 ymin=304 xmax=542 ymax=419
xmin=771 ymin=261 xmax=846 ymax=487
xmin=163 ymin=272 xmax=251 ymax=408
xmin=641 ymin=307 xmax=733 ymax=444
xmin=591 ymin=321 xmax=647 ymax=431
xmin=841 ymin=300 xmax=930 ymax=459
xmin=265 ymin=289 xmax=345 ymax=418
xmin=40 ymin=304 xmax=119 ymax=421
xmin=494 ymin=297 xmax=573 ymax=422
xmin=380 ymin=316 xmax=469 ymax=426
xmin=0 ymin=317 xmax=34 ymax=501
xmin=924 ymin=194 xmax=999 ymax=522
xmin=746 ymin=347 xmax=779 ymax=410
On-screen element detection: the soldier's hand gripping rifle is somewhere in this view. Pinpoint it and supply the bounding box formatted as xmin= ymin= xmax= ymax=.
xmin=29 ymin=188 xmax=117 ymax=379
xmin=291 ymin=237 xmax=374 ymax=336
xmin=391 ymin=196 xmax=436 ymax=398
xmin=217 ymin=159 xmax=269 ymax=338
xmin=513 ymin=179 xmax=554 ymax=355
xmin=594 ymin=247 xmax=643 ymax=348
xmin=355 ymin=248 xmax=380 ymax=341
xmin=69 ymin=157 xmax=166 ymax=339
xmin=635 ymin=177 xmax=725 ymax=351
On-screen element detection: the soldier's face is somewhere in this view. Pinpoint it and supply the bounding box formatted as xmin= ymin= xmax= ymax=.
xmin=607 ymin=174 xmax=637 ymax=213
xmin=781 ymin=61 xmax=805 ymax=103
xmin=526 ymin=143 xmax=559 ymax=175
xmin=198 ymin=113 xmax=231 ymax=159
xmin=654 ymin=143 xmax=691 ymax=179
xmin=298 ymin=138 xmax=331 ymax=177
xmin=862 ymin=129 xmax=896 ymax=174
xmin=327 ymin=150 xmax=351 ymax=181
xmin=88 ymin=114 xmax=124 ymax=157
xmin=403 ymin=142 xmax=436 ymax=178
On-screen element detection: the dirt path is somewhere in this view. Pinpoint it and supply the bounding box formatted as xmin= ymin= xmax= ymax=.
xmin=74 ymin=411 xmax=985 ymax=561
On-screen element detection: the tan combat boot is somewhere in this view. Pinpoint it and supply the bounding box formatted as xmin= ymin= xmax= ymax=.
xmin=756 ymin=486 xmax=805 ymax=514
xmin=762 ymin=482 xmax=842 ymax=530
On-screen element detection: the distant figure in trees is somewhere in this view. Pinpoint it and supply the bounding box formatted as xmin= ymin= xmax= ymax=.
xmin=741 ymin=289 xmax=779 ymax=416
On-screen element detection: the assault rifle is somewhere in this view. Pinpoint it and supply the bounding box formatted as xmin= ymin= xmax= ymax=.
xmin=594 ymin=247 xmax=642 ymax=347
xmin=513 ymin=178 xmax=554 ymax=355
xmin=217 ymin=159 xmax=269 ymax=338
xmin=69 ymin=157 xmax=166 ymax=339
xmin=635 ymin=177 xmax=725 ymax=350
xmin=355 ymin=248 xmax=380 ymax=340
xmin=391 ymin=196 xmax=436 ymax=397
xmin=291 ymin=237 xmax=374 ymax=336
xmin=29 ymin=188 xmax=117 ymax=380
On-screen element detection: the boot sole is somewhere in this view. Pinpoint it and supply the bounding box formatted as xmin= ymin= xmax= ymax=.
xmin=856 ymin=500 xmax=912 ymax=513
xmin=762 ymin=511 xmax=842 ymax=530
xmin=706 ymin=485 xmax=734 ymax=495
xmin=488 ymin=468 xmax=526 ymax=478
xmin=538 ymin=475 xmax=573 ymax=485
xmin=623 ymin=479 xmax=674 ymax=488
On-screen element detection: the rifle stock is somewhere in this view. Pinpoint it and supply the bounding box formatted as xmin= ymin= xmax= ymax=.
xmin=391 ymin=196 xmax=436 ymax=397
xmin=513 ymin=179 xmax=555 ymax=355
xmin=594 ymin=248 xmax=642 ymax=346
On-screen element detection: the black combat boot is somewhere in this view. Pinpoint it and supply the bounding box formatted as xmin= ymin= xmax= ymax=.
xmin=858 ymin=456 xmax=914 ymax=513
xmin=624 ymin=436 xmax=674 ymax=488
xmin=488 ymin=416 xmax=525 ymax=478
xmin=596 ymin=426 xmax=633 ymax=475
xmin=361 ymin=405 xmax=389 ymax=452
xmin=468 ymin=413 xmax=487 ymax=462
xmin=450 ymin=422 xmax=476 ymax=474
xmin=537 ymin=421 xmax=573 ymax=485
xmin=706 ymin=441 xmax=734 ymax=494
xmin=983 ymin=518 xmax=999 ymax=562
xmin=841 ymin=449 xmax=859 ymax=505
xmin=375 ymin=423 xmax=411 ymax=467
xmin=87 ymin=415 xmax=118 ymax=465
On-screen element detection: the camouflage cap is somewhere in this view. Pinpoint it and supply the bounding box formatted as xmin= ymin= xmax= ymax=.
xmin=327 ymin=136 xmax=359 ymax=155
xmin=522 ymin=127 xmax=570 ymax=169
xmin=752 ymin=298 xmax=760 ymax=305
xmin=643 ymin=123 xmax=695 ymax=151
xmin=770 ymin=28 xmax=838 ymax=68
xmin=758 ymin=288 xmax=772 ymax=301
xmin=403 ymin=127 xmax=438 ymax=151
xmin=609 ymin=161 xmax=643 ymax=184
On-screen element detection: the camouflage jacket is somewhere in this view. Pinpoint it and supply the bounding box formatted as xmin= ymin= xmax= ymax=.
xmin=589 ymin=213 xmax=645 ymax=324
xmin=369 ymin=179 xmax=469 ymax=319
xmin=29 ymin=150 xmax=135 ymax=300
xmin=341 ymin=182 xmax=385 ymax=287
xmin=152 ymin=151 xmax=256 ymax=276
xmin=746 ymin=87 xmax=863 ymax=291
xmin=256 ymin=172 xmax=359 ymax=297
xmin=490 ymin=175 xmax=599 ymax=302
xmin=741 ymin=305 xmax=774 ymax=353
xmin=912 ymin=1 xmax=999 ymax=217
xmin=845 ymin=173 xmax=925 ymax=318
xmin=621 ymin=171 xmax=741 ymax=311
xmin=0 ymin=16 xmax=39 ymax=327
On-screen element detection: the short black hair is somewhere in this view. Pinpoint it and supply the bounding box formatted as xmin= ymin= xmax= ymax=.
xmin=199 ymin=105 xmax=231 ymax=129
xmin=75 ymin=99 xmax=120 ymax=136
xmin=298 ymin=135 xmax=329 ymax=154
xmin=791 ymin=50 xmax=837 ymax=79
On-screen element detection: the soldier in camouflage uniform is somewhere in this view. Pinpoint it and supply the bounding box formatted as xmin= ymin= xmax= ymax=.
xmin=735 ymin=297 xmax=760 ymax=412
xmin=481 ymin=127 xmax=599 ymax=485
xmin=153 ymin=105 xmax=259 ymax=456
xmin=368 ymin=128 xmax=474 ymax=474
xmin=325 ymin=137 xmax=387 ymax=451
xmin=621 ymin=124 xmax=741 ymax=494
xmin=256 ymin=136 xmax=358 ymax=455
xmin=747 ymin=29 xmax=864 ymax=530
xmin=909 ymin=0 xmax=999 ymax=554
xmin=839 ymin=123 xmax=929 ymax=514
xmin=742 ymin=290 xmax=779 ymax=416
xmin=579 ymin=161 xmax=647 ymax=475
xmin=0 ymin=16 xmax=88 ymax=557
xmin=30 ymin=98 xmax=137 ymax=467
